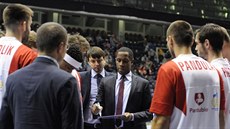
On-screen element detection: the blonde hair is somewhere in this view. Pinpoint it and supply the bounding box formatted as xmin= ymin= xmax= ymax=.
xmin=68 ymin=33 xmax=90 ymax=53
xmin=3 ymin=4 xmax=33 ymax=29
xmin=28 ymin=31 xmax=37 ymax=48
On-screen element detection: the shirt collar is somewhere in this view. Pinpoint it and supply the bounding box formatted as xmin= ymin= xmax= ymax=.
xmin=38 ymin=55 xmax=59 ymax=68
xmin=117 ymin=71 xmax=132 ymax=81
xmin=91 ymin=69 xmax=106 ymax=78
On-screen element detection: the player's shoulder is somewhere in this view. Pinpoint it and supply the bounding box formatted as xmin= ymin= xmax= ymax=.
xmin=160 ymin=60 xmax=179 ymax=71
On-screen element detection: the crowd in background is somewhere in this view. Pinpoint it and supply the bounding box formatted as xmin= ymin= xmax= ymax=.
xmin=1 ymin=3 xmax=230 ymax=129
xmin=0 ymin=23 xmax=171 ymax=93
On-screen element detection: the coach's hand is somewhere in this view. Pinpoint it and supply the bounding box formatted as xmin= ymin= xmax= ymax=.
xmin=122 ymin=112 xmax=134 ymax=122
xmin=91 ymin=103 xmax=103 ymax=115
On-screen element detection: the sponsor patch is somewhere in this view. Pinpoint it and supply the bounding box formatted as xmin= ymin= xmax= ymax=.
xmin=195 ymin=92 xmax=204 ymax=105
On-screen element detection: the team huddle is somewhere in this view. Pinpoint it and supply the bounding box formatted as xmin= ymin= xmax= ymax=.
xmin=0 ymin=3 xmax=230 ymax=129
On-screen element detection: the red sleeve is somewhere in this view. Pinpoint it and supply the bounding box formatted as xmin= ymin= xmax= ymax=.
xmin=150 ymin=61 xmax=187 ymax=116
xmin=9 ymin=45 xmax=37 ymax=74
xmin=218 ymin=71 xmax=225 ymax=110
xmin=150 ymin=61 xmax=177 ymax=115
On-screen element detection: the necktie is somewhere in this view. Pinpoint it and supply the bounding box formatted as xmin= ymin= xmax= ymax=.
xmin=115 ymin=75 xmax=125 ymax=127
xmin=93 ymin=74 xmax=103 ymax=119
xmin=96 ymin=74 xmax=103 ymax=87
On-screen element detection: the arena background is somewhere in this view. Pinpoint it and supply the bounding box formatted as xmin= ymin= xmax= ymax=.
xmin=1 ymin=1 xmax=230 ymax=128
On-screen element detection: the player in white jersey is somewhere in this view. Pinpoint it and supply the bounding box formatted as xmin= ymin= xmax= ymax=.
xmin=0 ymin=4 xmax=37 ymax=108
xmin=195 ymin=23 xmax=229 ymax=129
xmin=150 ymin=20 xmax=225 ymax=129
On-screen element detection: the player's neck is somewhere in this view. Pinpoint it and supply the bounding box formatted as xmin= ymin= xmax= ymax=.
xmin=175 ymin=46 xmax=192 ymax=57
xmin=207 ymin=51 xmax=223 ymax=63
xmin=5 ymin=31 xmax=22 ymax=42
xmin=225 ymin=53 xmax=230 ymax=62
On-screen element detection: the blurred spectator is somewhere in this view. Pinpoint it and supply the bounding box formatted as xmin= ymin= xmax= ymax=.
xmin=162 ymin=50 xmax=172 ymax=63
xmin=68 ymin=33 xmax=90 ymax=71
xmin=69 ymin=33 xmax=90 ymax=53
xmin=26 ymin=31 xmax=37 ymax=51
xmin=157 ymin=48 xmax=164 ymax=63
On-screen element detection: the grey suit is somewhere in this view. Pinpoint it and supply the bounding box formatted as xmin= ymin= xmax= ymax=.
xmin=96 ymin=74 xmax=153 ymax=129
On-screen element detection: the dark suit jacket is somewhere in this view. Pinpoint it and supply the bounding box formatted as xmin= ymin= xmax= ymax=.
xmin=79 ymin=70 xmax=114 ymax=111
xmin=96 ymin=74 xmax=153 ymax=129
xmin=0 ymin=57 xmax=82 ymax=129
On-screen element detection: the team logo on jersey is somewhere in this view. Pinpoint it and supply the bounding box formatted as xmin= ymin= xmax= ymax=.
xmin=195 ymin=93 xmax=204 ymax=105
xmin=211 ymin=92 xmax=219 ymax=111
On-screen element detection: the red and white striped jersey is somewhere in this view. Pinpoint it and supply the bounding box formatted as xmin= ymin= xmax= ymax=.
xmin=0 ymin=37 xmax=37 ymax=108
xmin=150 ymin=54 xmax=225 ymax=129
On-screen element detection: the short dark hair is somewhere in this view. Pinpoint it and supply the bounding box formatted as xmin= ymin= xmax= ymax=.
xmin=3 ymin=4 xmax=33 ymax=29
xmin=67 ymin=43 xmax=83 ymax=62
xmin=36 ymin=22 xmax=67 ymax=54
xmin=86 ymin=46 xmax=105 ymax=60
xmin=198 ymin=23 xmax=224 ymax=53
xmin=167 ymin=20 xmax=193 ymax=47
xmin=116 ymin=47 xmax=134 ymax=60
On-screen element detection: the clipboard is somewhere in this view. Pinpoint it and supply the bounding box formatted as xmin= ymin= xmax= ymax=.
xmin=98 ymin=114 xmax=124 ymax=120
xmin=93 ymin=114 xmax=124 ymax=124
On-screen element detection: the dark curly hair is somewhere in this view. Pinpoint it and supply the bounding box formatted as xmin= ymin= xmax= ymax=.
xmin=67 ymin=43 xmax=83 ymax=63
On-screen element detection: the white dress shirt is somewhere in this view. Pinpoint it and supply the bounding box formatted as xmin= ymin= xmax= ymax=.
xmin=84 ymin=69 xmax=105 ymax=124
xmin=115 ymin=71 xmax=132 ymax=127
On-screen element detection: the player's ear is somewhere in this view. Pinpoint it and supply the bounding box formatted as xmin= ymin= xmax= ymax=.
xmin=167 ymin=36 xmax=174 ymax=48
xmin=204 ymin=39 xmax=210 ymax=49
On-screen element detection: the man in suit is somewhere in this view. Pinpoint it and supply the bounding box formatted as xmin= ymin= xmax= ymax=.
xmin=92 ymin=47 xmax=153 ymax=129
xmin=80 ymin=46 xmax=113 ymax=129
xmin=0 ymin=22 xmax=82 ymax=129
